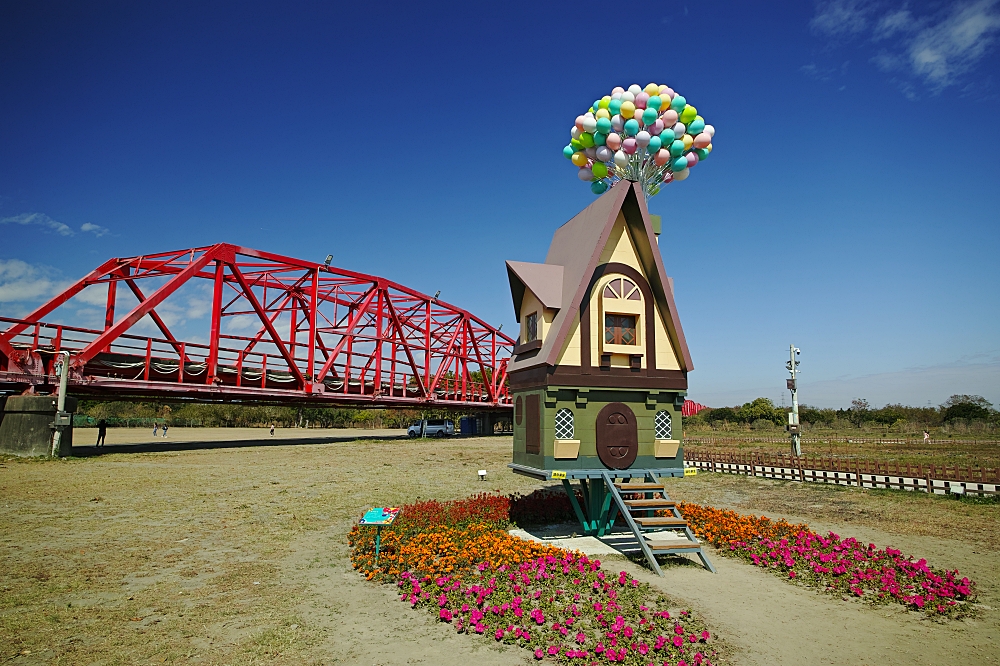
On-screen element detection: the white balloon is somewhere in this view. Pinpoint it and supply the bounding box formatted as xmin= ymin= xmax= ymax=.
xmin=611 ymin=115 xmax=624 ymax=132
xmin=595 ymin=146 xmax=613 ymax=162
xmin=628 ymin=84 xmax=642 ymax=95
xmin=614 ymin=150 xmax=629 ymax=168
xmin=704 ymin=124 xmax=716 ymax=137
xmin=611 ymin=86 xmax=625 ymax=96
xmin=621 ymin=91 xmax=635 ymax=103
xmin=584 ymin=147 xmax=597 ymax=159
xmin=673 ymin=168 xmax=689 ymax=181
xmin=635 ymin=130 xmax=651 ymax=147
xmin=673 ymin=122 xmax=686 ymax=136
xmin=571 ymin=126 xmax=582 ymax=140
xmin=578 ymin=168 xmax=594 ymax=181
xmin=611 ymin=91 xmax=622 ymax=100
xmin=582 ymin=116 xmax=597 ymax=133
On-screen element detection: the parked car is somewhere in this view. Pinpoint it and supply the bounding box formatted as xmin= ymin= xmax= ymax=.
xmin=407 ymin=419 xmax=455 ymax=438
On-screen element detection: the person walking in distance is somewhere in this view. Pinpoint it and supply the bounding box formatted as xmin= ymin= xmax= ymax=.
xmin=269 ymin=423 xmax=275 ymax=437
xmin=923 ymin=430 xmax=931 ymax=443
xmin=153 ymin=423 xmax=159 ymax=437
xmin=161 ymin=424 xmax=169 ymax=438
xmin=96 ymin=419 xmax=107 ymax=447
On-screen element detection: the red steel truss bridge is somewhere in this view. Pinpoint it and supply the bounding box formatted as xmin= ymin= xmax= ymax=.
xmin=0 ymin=243 xmax=515 ymax=409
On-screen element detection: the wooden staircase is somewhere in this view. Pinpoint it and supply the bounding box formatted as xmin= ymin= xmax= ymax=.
xmin=601 ymin=471 xmax=716 ymax=575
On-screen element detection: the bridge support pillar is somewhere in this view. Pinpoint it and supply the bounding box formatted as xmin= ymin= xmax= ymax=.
xmin=0 ymin=395 xmax=78 ymax=457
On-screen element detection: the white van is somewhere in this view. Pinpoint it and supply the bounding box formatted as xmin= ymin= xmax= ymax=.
xmin=407 ymin=419 xmax=455 ymax=438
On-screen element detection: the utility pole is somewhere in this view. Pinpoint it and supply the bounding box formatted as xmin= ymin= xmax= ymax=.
xmin=786 ymin=344 xmax=801 ymax=457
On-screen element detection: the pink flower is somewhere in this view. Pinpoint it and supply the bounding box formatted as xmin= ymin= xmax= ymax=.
xmin=673 ymin=635 xmax=684 ymax=648
xmin=533 ymin=648 xmax=544 ymax=659
xmin=575 ymin=632 xmax=586 ymax=643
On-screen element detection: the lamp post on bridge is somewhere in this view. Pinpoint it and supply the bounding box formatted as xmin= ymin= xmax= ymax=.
xmin=786 ymin=344 xmax=801 ymax=457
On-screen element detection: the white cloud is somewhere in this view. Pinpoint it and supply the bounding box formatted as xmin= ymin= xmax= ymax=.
xmin=811 ymin=0 xmax=875 ymax=36
xmin=0 ymin=213 xmax=113 ymax=238
xmin=907 ymin=0 xmax=1000 ymax=89
xmin=80 ymin=222 xmax=110 ymax=237
xmin=812 ymin=0 xmax=1000 ymax=93
xmin=0 ymin=259 xmax=69 ymax=303
xmin=0 ymin=213 xmax=74 ymax=236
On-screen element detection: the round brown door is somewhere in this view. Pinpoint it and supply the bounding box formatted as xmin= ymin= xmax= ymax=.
xmin=596 ymin=402 xmax=638 ymax=469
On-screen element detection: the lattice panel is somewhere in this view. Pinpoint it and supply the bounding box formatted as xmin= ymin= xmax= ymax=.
xmin=654 ymin=410 xmax=672 ymax=440
xmin=554 ymin=408 xmax=575 ymax=440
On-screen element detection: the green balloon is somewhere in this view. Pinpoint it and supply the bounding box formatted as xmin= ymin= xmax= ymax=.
xmin=695 ymin=147 xmax=709 ymax=160
xmin=592 ymin=162 xmax=608 ymax=179
xmin=609 ymin=99 xmax=622 ymax=116
xmin=563 ymin=145 xmax=575 ymax=159
xmin=594 ymin=131 xmax=607 ymax=146
xmin=670 ymin=139 xmax=685 ymax=157
xmin=680 ymin=105 xmax=697 ymax=124
xmin=579 ymin=132 xmax=595 ymax=148
xmin=570 ymin=138 xmax=583 ymax=151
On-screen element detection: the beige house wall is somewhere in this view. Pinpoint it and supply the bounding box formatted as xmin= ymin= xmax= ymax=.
xmin=555 ymin=312 xmax=581 ymax=366
xmin=519 ymin=287 xmax=556 ymax=344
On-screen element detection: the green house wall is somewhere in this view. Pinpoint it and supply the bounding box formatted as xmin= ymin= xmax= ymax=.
xmin=512 ymin=387 xmax=684 ymax=471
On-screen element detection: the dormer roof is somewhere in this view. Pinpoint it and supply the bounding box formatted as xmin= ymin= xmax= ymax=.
xmin=507 ymin=180 xmax=693 ymax=374
xmin=506 ymin=261 xmax=564 ymax=321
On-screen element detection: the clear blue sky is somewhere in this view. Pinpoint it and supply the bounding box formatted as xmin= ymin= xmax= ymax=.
xmin=1 ymin=1 xmax=998 ymax=408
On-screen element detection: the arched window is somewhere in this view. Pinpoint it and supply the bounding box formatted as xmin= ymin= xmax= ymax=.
xmin=603 ymin=277 xmax=641 ymax=301
xmin=600 ymin=276 xmax=643 ymax=353
xmin=654 ymin=410 xmax=672 ymax=440
xmin=554 ymin=407 xmax=575 ymax=440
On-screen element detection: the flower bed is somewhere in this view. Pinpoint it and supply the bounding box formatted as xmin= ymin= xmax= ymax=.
xmin=349 ymin=493 xmax=719 ymax=664
xmin=676 ymin=502 xmax=977 ymax=618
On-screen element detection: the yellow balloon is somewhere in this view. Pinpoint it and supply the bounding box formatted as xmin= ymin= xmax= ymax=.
xmin=620 ymin=101 xmax=635 ymax=119
xmin=644 ymin=83 xmax=660 ymax=96
xmin=599 ymin=95 xmax=611 ymax=109
xmin=596 ymin=108 xmax=611 ymax=120
xmin=658 ymin=84 xmax=669 ymax=95
xmin=571 ymin=152 xmax=588 ymax=167
xmin=706 ymin=144 xmax=713 ymax=153
xmin=682 ymin=134 xmax=694 ymax=150
xmin=673 ymin=168 xmax=689 ymax=181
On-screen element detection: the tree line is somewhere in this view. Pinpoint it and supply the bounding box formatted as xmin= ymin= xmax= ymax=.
xmin=75 ymin=401 xmax=464 ymax=429
xmin=687 ymin=394 xmax=998 ymax=433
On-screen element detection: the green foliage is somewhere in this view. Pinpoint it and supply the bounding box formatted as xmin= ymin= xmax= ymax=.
xmin=941 ymin=395 xmax=995 ymax=422
xmin=737 ymin=397 xmax=783 ymax=426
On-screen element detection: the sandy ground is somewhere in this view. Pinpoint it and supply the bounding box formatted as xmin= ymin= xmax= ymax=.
xmin=1 ymin=428 xmax=997 ymax=665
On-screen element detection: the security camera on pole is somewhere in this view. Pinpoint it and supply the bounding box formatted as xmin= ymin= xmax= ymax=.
xmin=786 ymin=344 xmax=801 ymax=457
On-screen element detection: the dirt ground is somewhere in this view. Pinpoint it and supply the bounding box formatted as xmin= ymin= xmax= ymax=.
xmin=1 ymin=429 xmax=997 ymax=665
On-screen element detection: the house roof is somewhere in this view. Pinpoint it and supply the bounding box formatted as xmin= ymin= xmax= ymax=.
xmin=506 ymin=261 xmax=564 ymax=321
xmin=507 ymin=180 xmax=693 ymax=373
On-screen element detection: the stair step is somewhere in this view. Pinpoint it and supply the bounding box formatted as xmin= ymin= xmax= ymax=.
xmin=616 ymin=482 xmax=665 ymax=491
xmin=646 ymin=541 xmax=703 ymax=551
xmin=634 ymin=517 xmax=688 ymax=528
xmin=624 ymin=499 xmax=676 ymax=509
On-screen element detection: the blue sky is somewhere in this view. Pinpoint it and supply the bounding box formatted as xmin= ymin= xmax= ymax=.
xmin=1 ymin=0 xmax=998 ymax=408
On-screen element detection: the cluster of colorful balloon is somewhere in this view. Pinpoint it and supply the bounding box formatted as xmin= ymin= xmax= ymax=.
xmin=563 ymin=83 xmax=715 ymax=197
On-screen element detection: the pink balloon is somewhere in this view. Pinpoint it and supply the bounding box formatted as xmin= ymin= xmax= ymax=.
xmin=622 ymin=138 xmax=637 ymax=154
xmin=606 ymin=133 xmax=622 ymax=150
xmin=662 ymin=171 xmax=673 ymax=183
xmin=611 ymin=86 xmax=625 ymax=96
xmin=575 ymin=115 xmax=586 ymax=131
xmin=664 ymin=87 xmax=675 ymax=98
xmin=686 ymin=152 xmax=698 ymax=167
xmin=660 ymin=109 xmax=678 ymax=125
xmin=648 ymin=119 xmax=664 ymax=136
xmin=654 ymin=149 xmax=669 ymax=166
xmin=693 ymin=133 xmax=711 ymax=149
xmin=635 ymin=92 xmax=649 ymax=109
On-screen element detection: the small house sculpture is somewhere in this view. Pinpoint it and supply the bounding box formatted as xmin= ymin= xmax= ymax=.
xmin=506 ymin=180 xmax=692 ymax=476
xmin=505 ymin=181 xmax=712 ymax=574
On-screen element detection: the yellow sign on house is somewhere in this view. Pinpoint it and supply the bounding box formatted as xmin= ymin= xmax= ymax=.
xmin=684 ymin=467 xmax=698 ymax=477
xmin=551 ymin=470 xmax=567 ymax=480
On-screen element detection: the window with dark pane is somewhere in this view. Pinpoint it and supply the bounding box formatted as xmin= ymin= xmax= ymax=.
xmin=603 ymin=277 xmax=641 ymax=301
xmin=525 ymin=312 xmax=538 ymax=343
xmin=654 ymin=410 xmax=672 ymax=439
xmin=604 ymin=314 xmax=637 ymax=345
xmin=554 ymin=408 xmax=574 ymax=440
